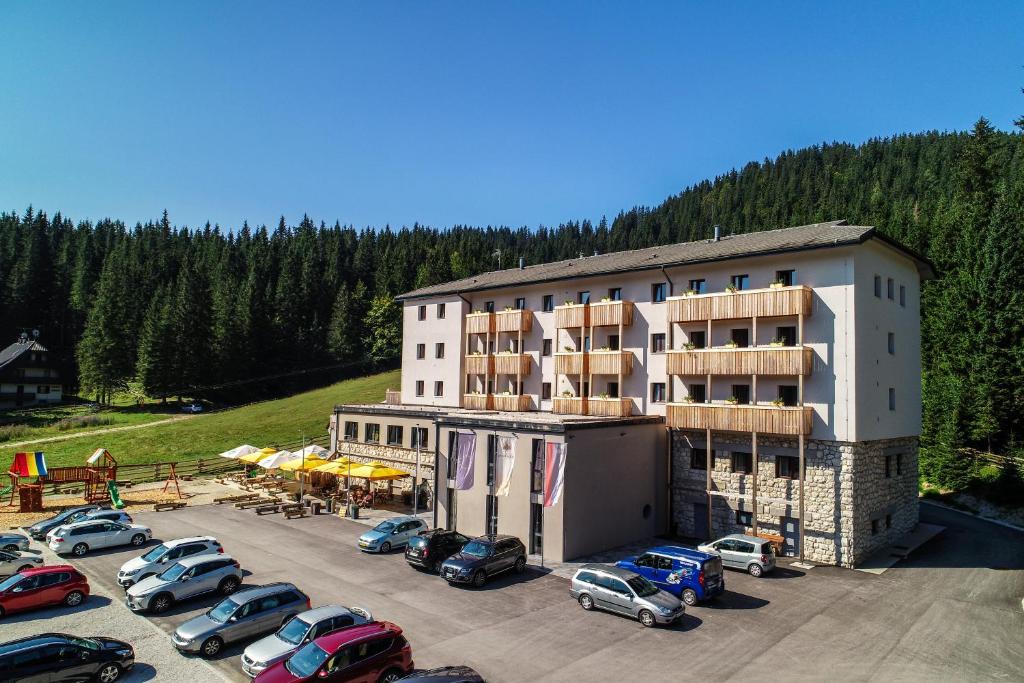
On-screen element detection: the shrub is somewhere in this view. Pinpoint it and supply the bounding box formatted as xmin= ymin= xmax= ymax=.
xmin=0 ymin=424 xmax=30 ymax=441
xmin=56 ymin=415 xmax=114 ymax=431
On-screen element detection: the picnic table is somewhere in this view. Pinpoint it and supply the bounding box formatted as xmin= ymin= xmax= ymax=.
xmin=214 ymin=493 xmax=259 ymax=505
xmin=255 ymin=503 xmax=281 ymax=515
xmin=284 ymin=506 xmax=308 ymax=519
xmin=235 ymin=497 xmax=276 ymax=509
xmin=154 ymin=501 xmax=187 ymax=512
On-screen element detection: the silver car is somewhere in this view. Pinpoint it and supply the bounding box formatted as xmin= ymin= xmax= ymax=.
xmin=357 ymin=516 xmax=427 ymax=553
xmin=118 ymin=536 xmax=223 ymax=587
xmin=698 ymin=534 xmax=776 ymax=577
xmin=0 ymin=532 xmax=31 ymax=552
xmin=0 ymin=548 xmax=43 ymax=576
xmin=569 ymin=563 xmax=684 ymax=627
xmin=240 ymin=605 xmax=372 ymax=677
xmin=48 ymin=520 xmax=152 ymax=556
xmin=171 ymin=583 xmax=310 ymax=658
xmin=126 ymin=554 xmax=242 ymax=613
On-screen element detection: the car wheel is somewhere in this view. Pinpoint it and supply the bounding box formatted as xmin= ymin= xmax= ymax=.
xmin=380 ymin=542 xmax=391 ymax=553
xmin=514 ymin=556 xmax=526 ymax=573
xmin=0 ymin=605 xmax=6 ymax=618
xmin=682 ymin=588 xmax=698 ymax=606
xmin=200 ymin=636 xmax=223 ymax=658
xmin=131 ymin=534 xmax=146 ymax=546
xmin=218 ymin=577 xmax=240 ymax=595
xmin=748 ymin=563 xmax=763 ymax=578
xmin=97 ymin=662 xmax=122 ymax=682
xmin=151 ymin=593 xmax=174 ymax=614
xmin=72 ymin=542 xmax=89 ymax=556
xmin=579 ymin=594 xmax=594 ymax=611
xmin=378 ymin=669 xmax=404 ymax=683
xmin=2 ymin=544 xmax=17 ymax=551
xmin=472 ymin=570 xmax=486 ymax=588
xmin=638 ymin=609 xmax=656 ymax=628
xmin=64 ymin=590 xmax=85 ymax=607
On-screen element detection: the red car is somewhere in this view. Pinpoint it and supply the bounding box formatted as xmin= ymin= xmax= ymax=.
xmin=255 ymin=621 xmax=413 ymax=683
xmin=0 ymin=565 xmax=90 ymax=618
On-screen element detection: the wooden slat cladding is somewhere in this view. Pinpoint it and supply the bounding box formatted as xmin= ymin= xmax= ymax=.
xmin=494 ymin=353 xmax=531 ymax=376
xmin=492 ymin=394 xmax=532 ymax=412
xmin=384 ymin=390 xmax=401 ymax=405
xmin=465 ymin=312 xmax=495 ymax=334
xmin=554 ymin=352 xmax=587 ymax=375
xmin=552 ymin=396 xmax=587 ymax=415
xmin=666 ymin=403 xmax=813 ymax=435
xmin=667 ymin=286 xmax=812 ymax=322
xmin=495 ymin=309 xmax=533 ymax=333
xmin=464 ymin=393 xmax=495 ymax=409
xmin=464 ymin=354 xmax=493 ymax=375
xmin=588 ymin=350 xmax=634 ymax=375
xmin=554 ymin=304 xmax=588 ymax=329
xmin=666 ymin=347 xmax=813 ymax=376
xmin=589 ymin=300 xmax=633 ymax=327
xmin=588 ymin=397 xmax=633 ymax=417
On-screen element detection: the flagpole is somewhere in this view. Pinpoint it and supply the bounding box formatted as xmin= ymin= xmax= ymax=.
xmin=299 ymin=433 xmax=306 ymax=501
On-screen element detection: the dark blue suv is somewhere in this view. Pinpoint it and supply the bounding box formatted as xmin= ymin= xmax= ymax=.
xmin=616 ymin=546 xmax=724 ymax=606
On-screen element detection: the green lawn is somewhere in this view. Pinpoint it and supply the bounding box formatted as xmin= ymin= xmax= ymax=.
xmin=0 ymin=404 xmax=174 ymax=445
xmin=15 ymin=370 xmax=400 ymax=469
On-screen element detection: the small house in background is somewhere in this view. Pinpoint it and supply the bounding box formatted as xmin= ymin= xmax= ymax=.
xmin=0 ymin=334 xmax=63 ymax=407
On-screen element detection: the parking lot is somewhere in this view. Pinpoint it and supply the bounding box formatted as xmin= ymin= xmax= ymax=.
xmin=17 ymin=502 xmax=1024 ymax=681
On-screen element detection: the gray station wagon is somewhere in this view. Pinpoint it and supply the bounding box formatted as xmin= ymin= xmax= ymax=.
xmin=698 ymin=534 xmax=777 ymax=577
xmin=569 ymin=564 xmax=684 ymax=627
xmin=171 ymin=582 xmax=310 ymax=658
xmin=126 ymin=554 xmax=242 ymax=613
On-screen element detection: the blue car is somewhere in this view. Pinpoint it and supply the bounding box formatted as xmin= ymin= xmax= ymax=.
xmin=616 ymin=546 xmax=725 ymax=606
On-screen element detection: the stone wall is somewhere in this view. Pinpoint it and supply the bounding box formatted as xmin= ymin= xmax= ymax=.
xmin=335 ymin=440 xmax=436 ymax=493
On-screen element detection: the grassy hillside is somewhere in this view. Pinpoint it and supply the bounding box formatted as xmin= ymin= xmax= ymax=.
xmin=19 ymin=370 xmax=400 ymax=469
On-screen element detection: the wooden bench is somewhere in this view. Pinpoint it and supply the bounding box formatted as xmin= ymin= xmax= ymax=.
xmin=754 ymin=532 xmax=785 ymax=556
xmin=215 ymin=493 xmax=258 ymax=505
xmin=255 ymin=503 xmax=281 ymax=515
xmin=154 ymin=501 xmax=187 ymax=512
xmin=284 ymin=507 xmax=308 ymax=519
xmin=235 ymin=498 xmax=275 ymax=509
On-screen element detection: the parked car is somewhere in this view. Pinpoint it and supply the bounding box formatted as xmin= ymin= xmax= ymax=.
xmin=242 ymin=605 xmax=374 ymax=678
xmin=182 ymin=402 xmax=204 ymax=413
xmin=616 ymin=545 xmax=724 ymax=605
xmin=25 ymin=505 xmax=101 ymax=540
xmin=0 ymin=633 xmax=134 ymax=683
xmin=118 ymin=536 xmax=223 ymax=587
xmin=405 ymin=529 xmax=470 ymax=573
xmin=0 ymin=565 xmax=90 ymax=618
xmin=0 ymin=548 xmax=44 ymax=577
xmin=398 ymin=666 xmax=483 ymax=682
xmin=254 ymin=621 xmax=412 ymax=683
xmin=43 ymin=510 xmax=134 ymax=543
xmin=126 ymin=554 xmax=242 ymax=614
xmin=358 ymin=517 xmax=427 ymax=553
xmin=0 ymin=532 xmax=31 ymax=552
xmin=48 ymin=520 xmax=152 ymax=556
xmin=439 ymin=535 xmax=526 ymax=587
xmin=569 ymin=563 xmax=684 ymax=627
xmin=172 ymin=583 xmax=310 ymax=658
xmin=698 ymin=534 xmax=776 ymax=577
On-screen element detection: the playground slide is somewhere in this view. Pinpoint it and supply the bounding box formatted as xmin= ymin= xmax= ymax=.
xmin=107 ymin=480 xmax=125 ymax=509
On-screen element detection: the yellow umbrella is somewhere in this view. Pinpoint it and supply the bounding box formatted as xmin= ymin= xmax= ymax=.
xmin=279 ymin=456 xmax=329 ymax=472
xmin=239 ymin=447 xmax=277 ymax=464
xmin=346 ymin=461 xmax=411 ymax=480
xmin=311 ymin=458 xmax=354 ymax=475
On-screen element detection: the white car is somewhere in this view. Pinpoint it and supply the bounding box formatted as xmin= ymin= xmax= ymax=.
xmin=0 ymin=548 xmax=43 ymax=576
xmin=118 ymin=536 xmax=223 ymax=587
xmin=48 ymin=520 xmax=152 ymax=556
xmin=181 ymin=403 xmax=204 ymax=413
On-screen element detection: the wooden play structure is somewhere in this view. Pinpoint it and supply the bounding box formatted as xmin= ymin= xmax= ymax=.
xmin=36 ymin=448 xmax=119 ymax=504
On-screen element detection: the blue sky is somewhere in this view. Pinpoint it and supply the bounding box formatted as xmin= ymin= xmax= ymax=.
xmin=1 ymin=1 xmax=1021 ymax=230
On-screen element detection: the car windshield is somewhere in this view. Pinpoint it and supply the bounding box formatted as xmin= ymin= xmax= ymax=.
xmin=277 ymin=616 xmax=311 ymax=645
xmin=285 ymin=642 xmax=330 ymax=678
xmin=0 ymin=574 xmax=23 ymax=591
xmin=374 ymin=521 xmax=397 ymax=533
xmin=141 ymin=544 xmax=169 ymax=562
xmin=157 ymin=562 xmax=187 ymax=581
xmin=66 ymin=510 xmax=88 ymax=523
xmin=626 ymin=575 xmax=660 ymax=598
xmin=207 ymin=597 xmax=240 ymax=623
xmin=409 ymin=536 xmax=427 ymax=548
xmin=461 ymin=541 xmax=491 ymax=558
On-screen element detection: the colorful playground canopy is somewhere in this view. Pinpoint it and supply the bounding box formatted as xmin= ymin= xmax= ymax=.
xmin=256 ymin=450 xmax=298 ymax=469
xmin=239 ymin=448 xmax=278 ymax=464
xmin=219 ymin=444 xmax=260 ymax=459
xmin=9 ymin=451 xmax=47 ymax=478
xmin=344 ymin=461 xmax=411 ymax=481
xmin=278 ymin=456 xmax=329 ymax=472
xmin=87 ymin=448 xmax=112 ymax=465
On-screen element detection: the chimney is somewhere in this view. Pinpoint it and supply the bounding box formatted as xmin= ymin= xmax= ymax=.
xmin=518 ymin=257 xmax=525 ymax=270
xmin=713 ymin=225 xmax=722 ymax=242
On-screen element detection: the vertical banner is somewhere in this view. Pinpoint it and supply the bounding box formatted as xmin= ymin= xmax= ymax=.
xmin=494 ymin=436 xmax=516 ymax=496
xmin=455 ymin=431 xmax=476 ymax=490
xmin=543 ymin=442 xmax=566 ymax=507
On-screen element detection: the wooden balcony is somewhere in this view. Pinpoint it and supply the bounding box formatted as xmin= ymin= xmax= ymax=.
xmin=462 ymin=393 xmax=493 ymax=410
xmin=590 ymin=300 xmax=634 ymax=327
xmin=666 ymin=346 xmax=813 ymax=376
xmin=464 ymin=354 xmax=493 ymax=375
xmin=465 ymin=311 xmax=495 ymax=334
xmin=384 ymin=389 xmax=401 ymax=405
xmin=492 ymin=393 xmax=532 ymax=412
xmin=554 ymin=352 xmax=587 ymax=375
xmin=587 ymin=396 xmax=633 ymax=417
xmin=667 ymin=285 xmax=812 ymax=323
xmin=494 ymin=352 xmax=531 ymax=376
xmin=555 ymin=303 xmax=588 ymax=329
xmin=495 ymin=308 xmax=533 ymax=333
xmin=588 ymin=350 xmax=634 ymax=375
xmin=666 ymin=403 xmax=813 ymax=435
xmin=552 ymin=396 xmax=587 ymax=415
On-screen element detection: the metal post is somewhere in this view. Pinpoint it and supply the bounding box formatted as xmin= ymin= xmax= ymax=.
xmin=751 ymin=431 xmax=758 ymax=536
xmin=299 ymin=433 xmax=305 ymax=500
xmin=540 ymin=436 xmax=546 ymax=569
xmin=413 ymin=423 xmax=421 ymax=519
xmin=706 ymin=427 xmax=713 ymax=540
xmin=798 ymin=309 xmax=805 ymax=562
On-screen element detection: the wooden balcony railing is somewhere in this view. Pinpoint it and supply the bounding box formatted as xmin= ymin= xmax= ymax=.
xmin=555 ymin=303 xmax=588 ymax=329
xmin=384 ymin=389 xmax=401 ymax=405
xmin=666 ymin=346 xmax=813 ymax=376
xmin=590 ymin=300 xmax=634 ymax=327
xmin=552 ymin=396 xmax=587 ymax=415
xmin=462 ymin=393 xmax=494 ymax=410
xmin=464 ymin=354 xmax=493 ymax=375
xmin=492 ymin=394 xmax=532 ymax=412
xmin=465 ymin=311 xmax=495 ymax=334
xmin=495 ymin=308 xmax=533 ymax=333
xmin=554 ymin=352 xmax=587 ymax=375
xmin=666 ymin=403 xmax=813 ymax=435
xmin=588 ymin=350 xmax=633 ymax=375
xmin=587 ymin=397 xmax=633 ymax=417
xmin=667 ymin=285 xmax=812 ymax=323
xmin=494 ymin=352 xmax=531 ymax=376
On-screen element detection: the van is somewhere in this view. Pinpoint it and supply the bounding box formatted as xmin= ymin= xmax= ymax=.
xmin=616 ymin=546 xmax=724 ymax=606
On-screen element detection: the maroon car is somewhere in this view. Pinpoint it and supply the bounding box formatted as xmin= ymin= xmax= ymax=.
xmin=0 ymin=565 xmax=90 ymax=618
xmin=255 ymin=621 xmax=413 ymax=683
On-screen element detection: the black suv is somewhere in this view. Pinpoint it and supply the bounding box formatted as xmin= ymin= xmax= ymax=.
xmin=25 ymin=505 xmax=101 ymax=541
xmin=439 ymin=535 xmax=527 ymax=587
xmin=0 ymin=633 xmax=134 ymax=683
xmin=406 ymin=529 xmax=471 ymax=573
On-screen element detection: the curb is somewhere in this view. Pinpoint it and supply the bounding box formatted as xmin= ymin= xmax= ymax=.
xmin=921 ymin=499 xmax=1024 ymax=533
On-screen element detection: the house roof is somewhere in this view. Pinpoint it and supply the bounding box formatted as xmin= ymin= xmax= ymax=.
xmin=396 ymin=220 xmax=935 ymax=300
xmin=0 ymin=340 xmax=49 ymax=371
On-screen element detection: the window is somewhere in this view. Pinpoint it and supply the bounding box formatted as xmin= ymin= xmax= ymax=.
xmin=736 ymin=510 xmax=752 ymax=526
xmin=888 ymin=387 xmax=896 ymax=411
xmin=578 ymin=290 xmax=590 ymax=304
xmin=515 ymin=297 xmax=526 ymax=310
xmin=776 ymin=326 xmax=796 ymax=346
xmin=730 ymin=274 xmax=749 ymax=291
xmin=731 ymin=452 xmax=753 ymax=474
xmin=689 ymin=383 xmax=706 ymax=403
xmin=608 ymin=334 xmax=620 ymax=351
xmin=650 ymin=333 xmax=666 ymax=353
xmin=874 ymin=275 xmax=882 ymax=298
xmin=485 ymin=495 xmax=499 ymax=535
xmin=871 ymin=519 xmax=880 ymax=535
xmin=418 ymin=305 xmax=426 ymax=321
xmin=887 ymin=278 xmax=895 ymax=300
xmin=542 ymin=339 xmax=552 ymax=356
xmin=582 ymin=381 xmax=589 ymax=397
xmin=651 ymin=383 xmax=666 ymax=403
xmin=607 ymin=382 xmax=619 ymax=398
xmin=731 ymin=384 xmax=751 ymax=405
xmin=541 ymin=383 xmax=551 ymax=400
xmin=542 ymin=294 xmax=554 ymax=312
xmin=343 ymin=421 xmax=358 ymax=441
xmin=776 ymin=455 xmax=799 ymax=479
xmin=531 ymin=439 xmax=544 ymax=493
xmin=608 ymin=287 xmax=621 ymax=301
xmin=435 ymin=343 xmax=445 ymax=359
xmin=415 ymin=380 xmax=424 ymax=397
xmin=887 ymin=333 xmax=895 ymax=355
xmin=434 ymin=381 xmax=444 ymax=397
xmin=885 ymin=454 xmax=894 ymax=478
xmin=730 ymin=328 xmax=749 ymax=348
xmin=39 ymin=385 xmax=49 ymax=394
xmin=897 ymin=453 xmax=903 ymax=475
xmin=778 ymin=385 xmax=799 ymax=407
xmin=652 ymin=283 xmax=667 ymax=302
xmin=689 ymin=330 xmax=706 ymax=349
xmin=688 ymin=278 xmax=706 ymax=294
xmin=885 ymin=514 xmax=892 ymax=529
xmin=486 ymin=435 xmax=497 ymax=486
xmin=485 ymin=301 xmax=495 ymax=313
xmin=690 ymin=448 xmax=710 ymax=470
xmin=899 ymin=285 xmax=906 ymax=307
xmin=364 ymin=423 xmax=380 ymax=443
xmin=437 ymin=303 xmax=445 ymax=319
xmin=411 ymin=427 xmax=428 ymax=449
xmin=775 ymin=269 xmax=796 ymax=286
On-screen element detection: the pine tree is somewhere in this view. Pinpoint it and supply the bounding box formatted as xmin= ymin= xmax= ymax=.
xmin=135 ymin=286 xmax=177 ymax=400
xmin=363 ymin=293 xmax=402 ymax=362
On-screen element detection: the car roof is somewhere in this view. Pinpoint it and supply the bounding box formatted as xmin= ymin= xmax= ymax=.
xmin=470 ymin=534 xmax=517 ymax=543
xmin=315 ymin=621 xmax=400 ymax=651
xmin=719 ymin=534 xmax=767 ymax=544
xmin=0 ymin=532 xmax=26 ymax=538
xmin=84 ymin=508 xmax=127 ymax=515
xmin=20 ymin=565 xmax=77 ymax=576
xmin=231 ymin=582 xmax=303 ymax=600
xmin=175 ymin=553 xmax=233 ymax=568
xmin=162 ymin=536 xmax=218 ymax=547
xmin=0 ymin=633 xmax=77 ymax=655
xmin=382 ymin=516 xmax=421 ymax=523
xmin=576 ymin=563 xmax=639 ymax=581
xmin=58 ymin=519 xmax=128 ymax=529
xmin=295 ymin=605 xmax=360 ymax=621
xmin=646 ymin=545 xmax=718 ymax=562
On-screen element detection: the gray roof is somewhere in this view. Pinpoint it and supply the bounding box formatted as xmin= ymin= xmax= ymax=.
xmin=397 ymin=220 xmax=934 ymax=300
xmin=0 ymin=340 xmax=48 ymax=371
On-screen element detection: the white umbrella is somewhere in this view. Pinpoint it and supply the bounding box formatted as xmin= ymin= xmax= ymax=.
xmin=219 ymin=444 xmax=260 ymax=459
xmin=256 ymin=450 xmax=298 ymax=469
xmin=295 ymin=445 xmax=329 ymax=459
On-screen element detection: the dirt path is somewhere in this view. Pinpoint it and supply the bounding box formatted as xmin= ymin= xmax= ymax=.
xmin=0 ymin=414 xmax=196 ymax=448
